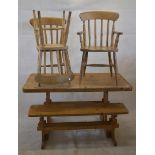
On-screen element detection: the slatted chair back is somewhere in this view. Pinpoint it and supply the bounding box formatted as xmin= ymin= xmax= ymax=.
xmin=29 ymin=11 xmax=73 ymax=86
xmin=30 ymin=12 xmax=66 ymax=47
xmin=79 ymin=11 xmax=119 ymax=48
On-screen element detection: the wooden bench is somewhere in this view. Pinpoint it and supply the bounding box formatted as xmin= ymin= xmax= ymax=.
xmin=28 ymin=101 xmax=128 ymax=149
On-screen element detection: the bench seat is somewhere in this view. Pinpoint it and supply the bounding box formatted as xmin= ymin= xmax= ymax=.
xmin=28 ymin=101 xmax=128 ymax=117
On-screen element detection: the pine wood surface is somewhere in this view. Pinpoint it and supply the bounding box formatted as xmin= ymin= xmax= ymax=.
xmin=80 ymin=46 xmax=118 ymax=52
xmin=28 ymin=102 xmax=128 ymax=117
xmin=37 ymin=121 xmax=119 ymax=131
xmin=77 ymin=11 xmax=123 ymax=85
xmin=23 ymin=73 xmax=132 ymax=92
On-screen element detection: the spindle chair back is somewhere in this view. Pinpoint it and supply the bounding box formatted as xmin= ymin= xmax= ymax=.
xmin=30 ymin=10 xmax=73 ymax=86
xmin=77 ymin=11 xmax=123 ymax=85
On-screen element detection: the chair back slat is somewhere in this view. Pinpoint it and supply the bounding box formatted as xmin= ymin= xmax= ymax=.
xmin=80 ymin=11 xmax=119 ymax=48
xmin=50 ymin=25 xmax=53 ymax=44
xmin=38 ymin=11 xmax=44 ymax=46
xmin=106 ymin=20 xmax=109 ymax=47
xmin=83 ymin=21 xmax=86 ymax=46
xmin=100 ymin=19 xmax=103 ymax=46
xmin=43 ymin=25 xmax=48 ymax=44
xmin=111 ymin=21 xmax=115 ymax=47
xmin=30 ymin=15 xmax=65 ymax=46
xmin=56 ymin=25 xmax=59 ymax=44
xmin=88 ymin=20 xmax=91 ymax=47
xmin=94 ymin=19 xmax=97 ymax=47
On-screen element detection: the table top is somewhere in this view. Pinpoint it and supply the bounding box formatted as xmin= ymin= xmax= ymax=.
xmin=23 ymin=73 xmax=132 ymax=93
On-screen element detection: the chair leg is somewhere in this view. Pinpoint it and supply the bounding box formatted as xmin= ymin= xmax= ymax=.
xmin=80 ymin=52 xmax=87 ymax=81
xmin=56 ymin=51 xmax=62 ymax=75
xmin=83 ymin=52 xmax=88 ymax=76
xmin=43 ymin=50 xmax=46 ymax=74
xmin=37 ymin=50 xmax=42 ymax=86
xmin=41 ymin=131 xmax=46 ymax=149
xmin=111 ymin=129 xmax=117 ymax=146
xmin=37 ymin=50 xmax=42 ymax=74
xmin=62 ymin=50 xmax=67 ymax=74
xmin=108 ymin=52 xmax=113 ymax=77
xmin=113 ymin=52 xmax=118 ymax=85
xmin=58 ymin=50 xmax=64 ymax=74
xmin=65 ymin=49 xmax=72 ymax=75
xmin=80 ymin=52 xmax=85 ymax=81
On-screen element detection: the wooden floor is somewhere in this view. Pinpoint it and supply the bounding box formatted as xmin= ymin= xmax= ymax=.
xmin=23 ymin=73 xmax=132 ymax=92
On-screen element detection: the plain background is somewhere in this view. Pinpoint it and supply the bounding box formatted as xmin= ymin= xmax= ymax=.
xmin=18 ymin=0 xmax=136 ymax=154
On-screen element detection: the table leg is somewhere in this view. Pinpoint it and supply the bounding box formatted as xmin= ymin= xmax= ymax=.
xmin=100 ymin=91 xmax=109 ymax=121
xmin=45 ymin=92 xmax=52 ymax=123
xmin=44 ymin=92 xmax=52 ymax=138
xmin=100 ymin=91 xmax=113 ymax=138
xmin=111 ymin=115 xmax=118 ymax=146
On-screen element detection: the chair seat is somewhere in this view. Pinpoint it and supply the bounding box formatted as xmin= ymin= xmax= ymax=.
xmin=81 ymin=46 xmax=118 ymax=52
xmin=37 ymin=44 xmax=68 ymax=51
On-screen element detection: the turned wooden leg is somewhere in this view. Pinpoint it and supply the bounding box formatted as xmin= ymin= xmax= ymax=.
xmin=37 ymin=50 xmax=42 ymax=87
xmin=44 ymin=131 xmax=49 ymax=141
xmin=38 ymin=117 xmax=47 ymax=149
xmin=111 ymin=129 xmax=117 ymax=146
xmin=58 ymin=50 xmax=63 ymax=74
xmin=113 ymin=52 xmax=118 ymax=85
xmin=100 ymin=91 xmax=109 ymax=121
xmin=44 ymin=92 xmax=52 ymax=123
xmin=80 ymin=52 xmax=86 ymax=82
xmin=108 ymin=52 xmax=113 ymax=77
xmin=106 ymin=130 xmax=111 ymax=138
xmin=41 ymin=131 xmax=46 ymax=149
xmin=56 ymin=50 xmax=62 ymax=75
xmin=83 ymin=52 xmax=88 ymax=76
xmin=110 ymin=114 xmax=118 ymax=146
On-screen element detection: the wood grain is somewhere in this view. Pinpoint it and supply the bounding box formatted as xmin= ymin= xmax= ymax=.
xmin=79 ymin=11 xmax=119 ymax=21
xmin=28 ymin=102 xmax=128 ymax=117
xmin=23 ymin=73 xmax=132 ymax=92
xmin=37 ymin=121 xmax=119 ymax=131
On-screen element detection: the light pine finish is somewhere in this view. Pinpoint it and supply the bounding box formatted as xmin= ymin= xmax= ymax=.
xmin=37 ymin=116 xmax=119 ymax=149
xmin=28 ymin=102 xmax=128 ymax=117
xmin=37 ymin=121 xmax=119 ymax=131
xmin=23 ymin=73 xmax=132 ymax=149
xmin=23 ymin=73 xmax=132 ymax=92
xmin=30 ymin=10 xmax=73 ymax=86
xmin=77 ymin=11 xmax=123 ymax=85
xmin=28 ymin=101 xmax=127 ymax=148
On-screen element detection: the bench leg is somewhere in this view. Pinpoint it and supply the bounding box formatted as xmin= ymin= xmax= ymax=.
xmin=100 ymin=91 xmax=109 ymax=121
xmin=106 ymin=129 xmax=112 ymax=138
xmin=110 ymin=114 xmax=118 ymax=146
xmin=41 ymin=131 xmax=46 ymax=149
xmin=111 ymin=129 xmax=117 ymax=146
xmin=44 ymin=131 xmax=49 ymax=141
xmin=44 ymin=92 xmax=52 ymax=123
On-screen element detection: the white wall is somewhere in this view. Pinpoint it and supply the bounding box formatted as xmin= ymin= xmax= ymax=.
xmin=19 ymin=0 xmax=135 ymax=118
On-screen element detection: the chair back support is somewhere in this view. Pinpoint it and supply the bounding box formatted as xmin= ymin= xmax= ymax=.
xmin=30 ymin=12 xmax=66 ymax=47
xmin=79 ymin=11 xmax=119 ymax=47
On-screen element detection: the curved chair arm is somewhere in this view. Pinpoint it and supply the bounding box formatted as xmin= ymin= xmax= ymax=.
xmin=113 ymin=31 xmax=123 ymax=48
xmin=77 ymin=31 xmax=84 ymax=48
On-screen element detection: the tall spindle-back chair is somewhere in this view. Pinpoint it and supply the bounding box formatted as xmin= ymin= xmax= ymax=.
xmin=30 ymin=10 xmax=73 ymax=86
xmin=77 ymin=11 xmax=123 ymax=85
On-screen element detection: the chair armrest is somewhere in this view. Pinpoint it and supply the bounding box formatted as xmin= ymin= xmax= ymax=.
xmin=77 ymin=31 xmax=84 ymax=47
xmin=113 ymin=31 xmax=123 ymax=48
